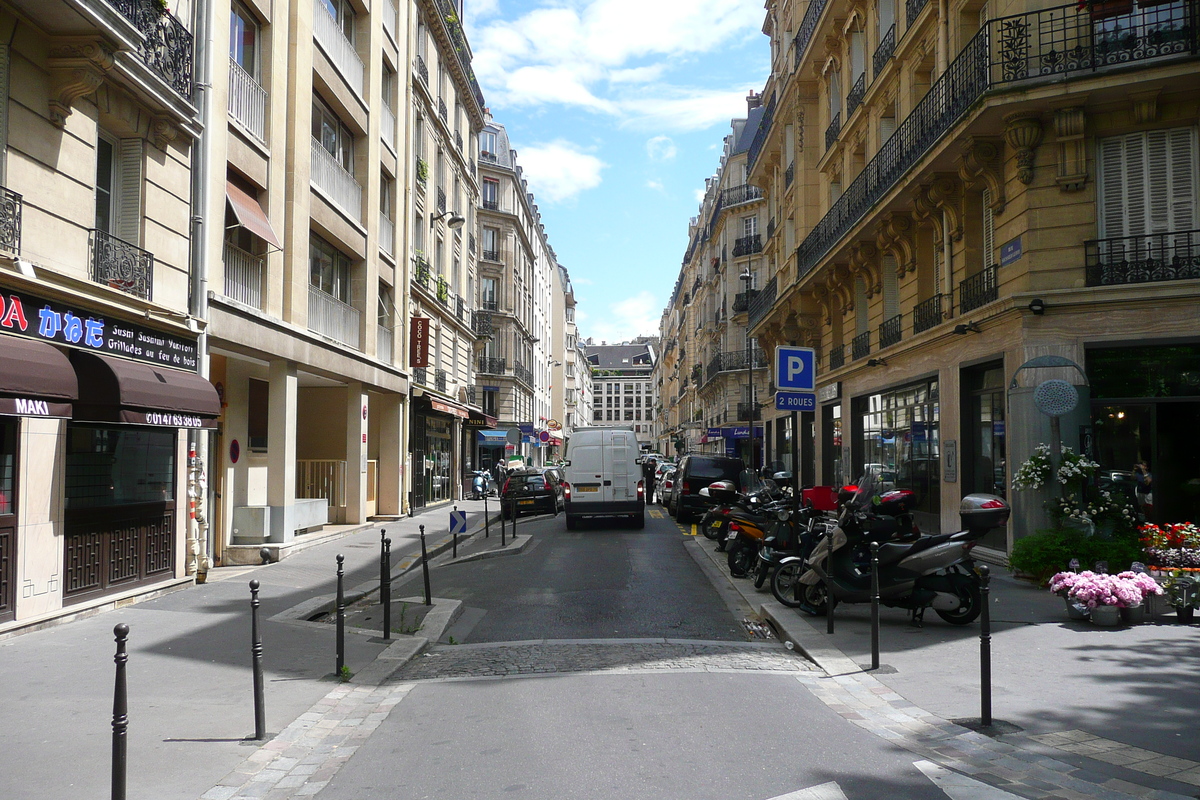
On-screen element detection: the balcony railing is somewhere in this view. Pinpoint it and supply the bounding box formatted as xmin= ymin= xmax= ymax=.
xmin=907 ymin=0 xmax=931 ymax=25
xmin=222 ymin=241 xmax=264 ymax=309
xmin=413 ymin=256 xmax=431 ymax=288
xmin=308 ymin=286 xmax=360 ymax=349
xmin=90 ymin=229 xmax=152 ymax=300
xmin=435 ymin=369 xmax=447 ymax=393
xmin=480 ymin=151 xmax=499 ymax=163
xmin=312 ymin=0 xmax=364 ymax=96
xmin=733 ymin=234 xmax=763 ymax=257
xmin=482 ymin=198 xmax=499 ymax=211
xmin=704 ymin=349 xmax=768 ymax=387
xmin=913 ymin=295 xmax=943 ymax=334
xmin=379 ymin=214 xmax=394 ymax=257
xmin=0 ymin=186 xmax=22 ymax=255
xmin=414 ymin=367 xmax=427 ymax=386
xmin=732 ymin=290 xmax=756 ymax=314
xmin=737 ymin=402 xmax=759 ymax=422
xmin=477 ymin=356 xmax=506 ymax=374
xmin=785 ymin=162 xmax=795 ymax=188
xmin=455 ymin=130 xmax=463 ymax=152
xmin=879 ymin=314 xmax=903 ymax=348
xmin=455 ymin=295 xmax=466 ymax=323
xmin=415 ymin=54 xmax=429 ymax=85
xmin=797 ymin=2 xmax=1199 ymax=284
xmin=381 ymin=102 xmax=396 ymax=151
xmin=437 ymin=186 xmax=446 ymax=215
xmin=513 ymin=362 xmax=532 ymax=385
xmin=1085 ymin=229 xmax=1200 ymax=286
xmin=472 ymin=310 xmax=493 ymax=337
xmin=482 ymin=248 xmax=500 ymax=261
xmin=720 ymin=184 xmax=763 ymax=207
xmin=747 ymin=92 xmax=776 ymax=170
xmin=825 ymin=112 xmax=841 ymax=150
xmin=481 ymin=298 xmax=498 ymax=312
xmin=110 ymin=0 xmax=194 ymax=99
xmin=767 ymin=217 xmax=776 ymax=240
xmin=377 ymin=325 xmax=393 ymax=364
xmin=851 ymin=331 xmax=871 ymax=361
xmin=310 ymin=137 xmax=362 ymax=222
xmin=874 ymin=24 xmax=897 ymax=77
xmin=747 ymin=276 xmax=777 ymax=328
xmin=846 ymin=73 xmax=866 ymax=118
xmin=959 ymin=266 xmax=999 ymax=313
xmin=383 ymin=0 xmax=398 ymax=42
xmin=829 ymin=345 xmax=845 ymax=370
xmin=228 ymin=59 xmax=266 ymax=143
xmin=438 ymin=96 xmax=448 ymax=123
xmin=465 ymin=385 xmax=478 ymax=406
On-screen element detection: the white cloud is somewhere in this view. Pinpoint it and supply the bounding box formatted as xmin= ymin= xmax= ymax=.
xmin=693 ymin=188 xmax=706 ymax=202
xmin=622 ymin=89 xmax=754 ymax=132
xmin=515 ymin=140 xmax=607 ymax=203
xmin=581 ymin=291 xmax=661 ymax=344
xmin=646 ymin=179 xmax=664 ymax=192
xmin=646 ymin=135 xmax=676 ymax=161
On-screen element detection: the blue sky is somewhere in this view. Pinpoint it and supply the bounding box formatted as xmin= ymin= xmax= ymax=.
xmin=464 ymin=0 xmax=770 ymax=345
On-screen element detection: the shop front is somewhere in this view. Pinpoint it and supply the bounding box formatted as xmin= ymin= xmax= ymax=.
xmin=465 ymin=410 xmax=500 ymax=473
xmin=411 ymin=396 xmax=468 ymax=509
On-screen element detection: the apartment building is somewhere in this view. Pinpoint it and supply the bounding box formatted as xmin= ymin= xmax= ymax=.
xmin=0 ymin=0 xmax=213 ymax=627
xmin=657 ymin=108 xmax=775 ymax=467
xmin=743 ymin=0 xmax=1199 ymax=548
xmin=475 ymin=114 xmax=560 ymax=468
xmin=585 ymin=340 xmax=658 ymax=452
xmin=551 ymin=263 xmax=583 ymax=438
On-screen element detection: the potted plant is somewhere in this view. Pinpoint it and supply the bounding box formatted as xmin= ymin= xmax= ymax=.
xmin=1049 ymin=570 xmax=1162 ymax=625
xmin=1162 ymin=570 xmax=1198 ymax=624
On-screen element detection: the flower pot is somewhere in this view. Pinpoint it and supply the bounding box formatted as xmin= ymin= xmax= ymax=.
xmin=1119 ymin=604 xmax=1146 ymax=625
xmin=1064 ymin=597 xmax=1090 ymax=620
xmin=1177 ymin=605 xmax=1196 ymax=624
xmin=1090 ymin=604 xmax=1122 ymax=626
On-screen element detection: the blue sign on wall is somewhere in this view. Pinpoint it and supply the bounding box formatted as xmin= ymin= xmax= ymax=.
xmin=775 ymin=392 xmax=817 ymax=411
xmin=1000 ymin=236 xmax=1022 ymax=267
xmin=775 ymin=346 xmax=816 ymax=391
xmin=706 ymin=427 xmax=723 ymax=439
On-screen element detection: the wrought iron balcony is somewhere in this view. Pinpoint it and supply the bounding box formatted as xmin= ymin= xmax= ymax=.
xmin=414 ymin=367 xmax=428 ymax=386
xmin=0 ymin=186 xmax=22 ymax=255
xmin=847 ymin=73 xmax=866 ymax=118
xmin=472 ymin=310 xmax=493 ymax=337
xmin=455 ymin=295 xmax=466 ymax=323
xmin=851 ymin=331 xmax=871 ymax=361
xmin=829 ymin=345 xmax=845 ymax=370
xmin=785 ymin=162 xmax=794 ymax=188
xmin=480 ymin=151 xmax=499 ymax=163
xmin=513 ymin=362 xmax=532 ymax=385
xmin=415 ymin=54 xmax=428 ymax=86
xmin=747 ymin=276 xmax=777 ymax=328
xmin=913 ymin=295 xmax=943 ymax=334
xmin=874 ymin=24 xmax=897 ymax=78
xmin=797 ymin=2 xmax=1199 ymax=284
xmin=465 ymin=385 xmax=478 ymax=406
xmin=959 ymin=265 xmax=998 ymax=313
xmin=109 ymin=0 xmax=194 ymax=99
xmin=737 ymin=402 xmax=759 ymax=422
xmin=438 ymin=96 xmax=448 ymax=123
xmin=704 ymin=349 xmax=768 ymax=387
xmin=733 ymin=234 xmax=763 ymax=257
xmin=435 ymin=369 xmax=447 ymax=393
xmin=746 ymin=91 xmax=776 ymax=171
xmin=720 ymin=184 xmax=763 ymax=207
xmin=481 ymin=298 xmax=498 ymax=312
xmin=907 ymin=0 xmax=931 ymax=26
xmin=90 ymin=229 xmax=153 ymax=300
xmin=1085 ymin=229 xmax=1200 ymax=286
xmin=455 ymin=130 xmax=463 ymax=152
xmin=482 ymin=198 xmax=499 ymax=211
xmin=477 ymin=356 xmax=506 ymax=374
xmin=879 ymin=314 xmax=903 ymax=349
xmin=437 ymin=186 xmax=446 ymax=215
xmin=436 ymin=276 xmax=449 ymax=305
xmin=732 ymin=290 xmax=756 ymax=314
xmin=483 ymin=248 xmax=500 ymax=261
xmin=825 ymin=112 xmax=841 ymax=151
xmin=767 ymin=218 xmax=776 ymax=240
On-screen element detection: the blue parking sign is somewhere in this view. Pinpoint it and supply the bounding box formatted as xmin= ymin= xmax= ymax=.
xmin=775 ymin=346 xmax=816 ymax=391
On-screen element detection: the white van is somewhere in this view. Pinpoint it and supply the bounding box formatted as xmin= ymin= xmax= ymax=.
xmin=562 ymin=426 xmax=645 ymax=529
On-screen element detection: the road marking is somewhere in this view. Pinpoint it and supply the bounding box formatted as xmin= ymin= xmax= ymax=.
xmin=914 ymin=760 xmax=1026 ymax=798
xmin=648 ymin=509 xmax=664 ymax=519
xmin=766 ymin=781 xmax=849 ymax=800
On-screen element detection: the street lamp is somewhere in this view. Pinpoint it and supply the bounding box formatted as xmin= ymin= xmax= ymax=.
xmin=430 ymin=210 xmax=466 ymax=229
xmin=740 ymin=271 xmax=756 ymax=474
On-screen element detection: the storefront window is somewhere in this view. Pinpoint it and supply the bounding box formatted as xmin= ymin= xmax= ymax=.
xmin=65 ymin=425 xmax=176 ymax=509
xmin=853 ymin=379 xmax=940 ymax=526
xmin=419 ymin=416 xmax=452 ymax=504
xmin=822 ymin=404 xmax=844 ymax=487
xmin=0 ymin=418 xmax=14 ymax=516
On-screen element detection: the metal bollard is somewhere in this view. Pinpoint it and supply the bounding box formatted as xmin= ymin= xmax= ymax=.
xmin=870 ymin=542 xmax=880 ymax=671
xmin=419 ymin=525 xmax=431 ymax=606
xmin=511 ymin=496 xmax=518 ymax=539
xmin=111 ymin=623 xmax=129 ymax=800
xmin=381 ymin=535 xmax=392 ymax=640
xmin=979 ymin=564 xmax=992 ymax=727
xmin=336 ymin=554 xmax=345 ymax=675
xmin=501 ymin=497 xmax=507 ymax=547
xmin=453 ymin=505 xmax=458 ymax=559
xmin=249 ymin=580 xmax=266 ymax=740
xmin=484 ymin=492 xmax=490 ymax=538
xmin=827 ymin=591 xmax=836 ymax=635
xmin=259 ymin=546 xmax=272 ymax=565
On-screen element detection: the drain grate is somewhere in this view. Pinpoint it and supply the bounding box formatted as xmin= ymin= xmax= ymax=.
xmin=741 ymin=618 xmax=775 ymax=640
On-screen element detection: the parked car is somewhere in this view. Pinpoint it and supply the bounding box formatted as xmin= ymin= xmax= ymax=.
xmin=501 ymin=467 xmax=565 ymax=518
xmin=669 ymin=454 xmax=747 ymax=523
xmin=658 ymin=466 xmax=677 ymax=506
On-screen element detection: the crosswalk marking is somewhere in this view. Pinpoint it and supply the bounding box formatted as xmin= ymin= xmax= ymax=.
xmin=766 ymin=782 xmax=849 ymax=800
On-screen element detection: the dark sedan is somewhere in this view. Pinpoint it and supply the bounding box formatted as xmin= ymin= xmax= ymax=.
xmin=501 ymin=468 xmax=565 ymax=518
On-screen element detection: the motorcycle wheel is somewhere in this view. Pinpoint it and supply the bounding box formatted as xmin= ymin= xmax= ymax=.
xmin=701 ymin=518 xmax=723 ymax=541
xmin=753 ymin=557 xmax=771 ymax=589
xmin=771 ymin=563 xmax=827 ymax=614
xmin=934 ymin=579 xmax=982 ymax=625
xmin=727 ymin=540 xmax=755 ymax=578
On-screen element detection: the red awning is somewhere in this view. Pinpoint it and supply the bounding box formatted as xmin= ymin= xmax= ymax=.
xmin=226 ymin=181 xmax=282 ymax=248
xmin=71 ymin=351 xmax=221 ymax=429
xmin=0 ymin=335 xmax=77 ymax=418
xmin=430 ymin=398 xmax=469 ymax=419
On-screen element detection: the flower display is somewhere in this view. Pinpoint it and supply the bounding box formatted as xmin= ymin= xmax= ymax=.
xmin=1012 ymin=445 xmax=1099 ymax=491
xmin=1047 ymin=570 xmax=1162 ymax=609
xmin=1140 ymin=522 xmax=1200 ymax=568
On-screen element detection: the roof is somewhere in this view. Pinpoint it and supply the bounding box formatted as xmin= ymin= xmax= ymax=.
xmin=583 ymin=344 xmax=655 ymax=369
xmin=731 ymin=106 xmax=765 ymax=156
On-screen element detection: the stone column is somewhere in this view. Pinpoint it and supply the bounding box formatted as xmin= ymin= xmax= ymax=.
xmin=345 ymin=382 xmax=368 ymax=523
xmin=267 ymin=359 xmax=298 ymax=543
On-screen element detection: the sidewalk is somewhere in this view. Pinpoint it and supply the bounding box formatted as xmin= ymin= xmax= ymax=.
xmin=687 ymin=536 xmax=1200 ymax=800
xmin=0 ymin=499 xmax=517 ymax=800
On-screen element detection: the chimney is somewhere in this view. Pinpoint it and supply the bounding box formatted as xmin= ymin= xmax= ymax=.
xmin=746 ymin=90 xmax=761 ymax=111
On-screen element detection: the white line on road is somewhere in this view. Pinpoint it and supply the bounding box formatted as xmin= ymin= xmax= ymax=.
xmin=765 ymin=781 xmax=850 ymax=800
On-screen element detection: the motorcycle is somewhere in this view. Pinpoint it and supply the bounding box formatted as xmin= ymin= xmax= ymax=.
xmin=715 ymin=475 xmax=792 ymax=578
xmin=701 ymin=472 xmax=788 ymax=552
xmin=755 ymin=485 xmax=842 ymax=591
xmin=468 ymin=471 xmax=496 ymax=500
xmin=788 ymin=474 xmax=1010 ymax=625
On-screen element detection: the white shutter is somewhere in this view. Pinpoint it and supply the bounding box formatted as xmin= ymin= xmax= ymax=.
xmin=1146 ymin=129 xmax=1171 ymax=236
xmin=1098 ymin=135 xmax=1126 ymax=240
xmin=1167 ymin=127 xmax=1197 ymax=235
xmin=1123 ymin=133 xmax=1147 ymax=239
xmin=933 ymin=248 xmax=943 ymax=297
xmin=880 ymin=115 xmax=897 ymax=144
xmin=982 ymin=188 xmax=995 ymax=268
xmin=117 ymin=138 xmax=143 ymax=245
xmin=882 ymin=255 xmax=899 ymax=319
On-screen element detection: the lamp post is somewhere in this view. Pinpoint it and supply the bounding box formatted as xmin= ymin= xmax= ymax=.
xmin=740 ymin=271 xmax=757 ymax=473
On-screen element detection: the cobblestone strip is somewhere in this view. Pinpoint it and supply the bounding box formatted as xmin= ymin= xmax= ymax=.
xmin=1029 ymin=731 xmax=1200 ymax=787
xmin=793 ymin=673 xmax=1194 ymax=800
xmin=386 ymin=641 xmax=816 ymax=681
xmin=199 ymin=683 xmax=414 ymax=800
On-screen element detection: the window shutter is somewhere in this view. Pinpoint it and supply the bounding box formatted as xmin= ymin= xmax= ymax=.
xmin=982 ymin=188 xmax=995 ymax=268
xmin=1098 ymin=135 xmax=1126 ymax=240
xmin=1146 ymin=129 xmax=1171 ymax=236
xmin=880 ymin=115 xmax=897 ymax=144
xmin=882 ymin=254 xmax=899 ymax=319
xmin=117 ymin=138 xmax=143 ymax=245
xmin=933 ymin=247 xmax=943 ymax=297
xmin=1168 ymin=127 xmax=1197 ymax=235
xmin=1123 ymin=133 xmax=1148 ymax=239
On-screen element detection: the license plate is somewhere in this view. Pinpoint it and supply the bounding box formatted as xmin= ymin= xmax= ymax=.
xmin=577 ymin=486 xmax=599 ymax=493
xmin=726 ymin=531 xmax=738 ymax=541
xmin=711 ymin=521 xmax=723 ymax=528
xmin=519 ymin=499 xmax=534 ymax=505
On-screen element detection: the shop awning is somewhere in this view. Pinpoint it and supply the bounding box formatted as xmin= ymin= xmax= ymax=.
xmin=70 ymin=351 xmax=221 ymax=428
xmin=226 ymin=181 xmax=282 ymax=248
xmin=429 ymin=398 xmax=469 ymax=419
xmin=0 ymin=336 xmax=77 ymax=418
xmin=477 ymin=430 xmax=508 ymax=443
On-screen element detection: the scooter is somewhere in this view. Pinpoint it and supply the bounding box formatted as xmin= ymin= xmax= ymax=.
xmin=715 ymin=475 xmax=792 ymax=577
xmin=789 ymin=475 xmax=1010 ymax=625
xmin=468 ymin=471 xmax=495 ymax=500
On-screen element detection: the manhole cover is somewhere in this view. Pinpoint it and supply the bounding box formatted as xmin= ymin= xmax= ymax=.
xmin=742 ymin=618 xmax=775 ymax=640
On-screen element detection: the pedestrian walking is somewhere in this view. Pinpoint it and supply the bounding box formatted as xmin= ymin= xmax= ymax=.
xmin=642 ymin=457 xmax=657 ymax=504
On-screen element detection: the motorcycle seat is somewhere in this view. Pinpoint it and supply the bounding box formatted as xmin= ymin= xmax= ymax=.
xmin=875 ymin=532 xmax=955 ymax=566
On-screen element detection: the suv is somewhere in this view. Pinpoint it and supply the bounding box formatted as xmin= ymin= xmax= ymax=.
xmin=501 ymin=467 xmax=565 ymax=518
xmin=669 ymin=454 xmax=747 ymax=523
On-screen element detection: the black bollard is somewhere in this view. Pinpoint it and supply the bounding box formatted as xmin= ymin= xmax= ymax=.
xmin=827 ymin=591 xmax=836 ymax=634
xmin=381 ymin=536 xmax=392 ymax=640
xmin=335 ymin=554 xmax=345 ymax=675
xmin=870 ymin=542 xmax=880 ymax=671
xmin=511 ymin=495 xmax=518 ymax=540
xmin=979 ymin=564 xmax=992 ymax=727
xmin=249 ymin=580 xmax=266 ymax=740
xmin=111 ymin=623 xmax=129 ymax=800
xmin=453 ymin=505 xmax=458 ymax=559
xmin=259 ymin=546 xmax=272 ymax=565
xmin=501 ymin=496 xmax=507 ymax=547
xmin=419 ymin=524 xmax=432 ymax=606
xmin=484 ymin=492 xmax=490 ymax=538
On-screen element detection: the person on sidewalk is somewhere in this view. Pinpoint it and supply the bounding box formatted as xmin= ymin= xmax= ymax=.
xmin=642 ymin=457 xmax=658 ymax=504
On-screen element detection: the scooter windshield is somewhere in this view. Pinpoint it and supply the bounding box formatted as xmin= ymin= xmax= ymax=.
xmin=850 ymin=473 xmax=879 ymax=511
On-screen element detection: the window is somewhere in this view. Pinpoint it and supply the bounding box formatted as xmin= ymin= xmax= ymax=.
xmin=312 ymin=98 xmax=353 ymax=171
xmin=66 ymin=426 xmax=175 ymax=508
xmin=318 ymin=0 xmax=355 ymax=41
xmin=381 ymin=65 xmax=395 ymax=111
xmin=595 ymin=410 xmax=603 ymax=421
xmin=95 ymin=136 xmax=116 ymax=234
xmin=481 ymin=130 xmax=497 ymax=156
xmin=828 ymin=69 xmax=841 ymax=118
xmin=482 ymin=178 xmax=499 ymax=209
xmin=378 ymin=283 xmax=393 ymax=328
xmin=624 ymin=410 xmax=634 ymax=421
xmin=1098 ymin=127 xmax=1197 ymax=241
xmin=482 ymin=226 xmax=499 ymax=258
xmin=981 ymin=188 xmax=995 ymax=268
xmin=309 ymin=234 xmax=351 ymax=302
xmin=230 ymin=2 xmax=259 ymax=76
xmin=248 ymin=378 xmax=269 ymax=451
xmin=481 ymin=277 xmax=497 ymax=309
xmin=95 ymin=134 xmax=143 ymax=244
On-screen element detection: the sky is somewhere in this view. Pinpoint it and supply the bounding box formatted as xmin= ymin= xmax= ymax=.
xmin=464 ymin=0 xmax=770 ymax=346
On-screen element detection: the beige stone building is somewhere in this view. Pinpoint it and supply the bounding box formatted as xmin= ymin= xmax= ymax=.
xmin=744 ymin=0 xmax=1199 ymax=551
xmin=0 ymin=0 xmax=214 ymax=628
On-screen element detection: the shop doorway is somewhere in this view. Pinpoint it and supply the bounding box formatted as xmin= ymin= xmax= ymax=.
xmin=0 ymin=418 xmax=15 ymax=623
xmin=1093 ymin=401 xmax=1200 ymax=524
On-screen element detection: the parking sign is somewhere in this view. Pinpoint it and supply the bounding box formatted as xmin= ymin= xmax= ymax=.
xmin=775 ymin=346 xmax=816 ymax=391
